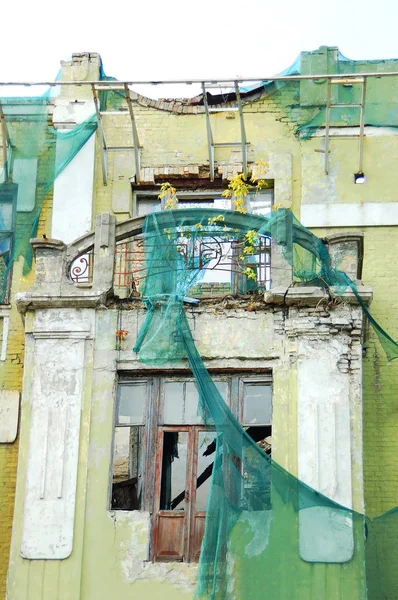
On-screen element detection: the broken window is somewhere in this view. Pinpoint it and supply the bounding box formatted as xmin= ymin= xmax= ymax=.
xmin=241 ymin=380 xmax=273 ymax=510
xmin=111 ymin=380 xmax=148 ymax=510
xmin=111 ymin=373 xmax=272 ymax=561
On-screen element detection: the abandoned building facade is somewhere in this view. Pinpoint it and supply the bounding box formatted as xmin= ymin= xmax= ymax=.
xmin=0 ymin=47 xmax=398 ymax=599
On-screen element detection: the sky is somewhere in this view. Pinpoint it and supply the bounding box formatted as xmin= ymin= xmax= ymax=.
xmin=1 ymin=0 xmax=398 ymax=98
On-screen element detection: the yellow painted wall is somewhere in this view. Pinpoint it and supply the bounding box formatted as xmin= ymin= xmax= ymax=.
xmin=301 ymin=132 xmax=398 ymax=518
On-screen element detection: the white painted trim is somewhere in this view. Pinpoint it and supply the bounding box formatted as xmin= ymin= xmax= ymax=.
xmin=32 ymin=330 xmax=91 ymax=340
xmin=310 ymin=126 xmax=398 ymax=138
xmin=301 ymin=202 xmax=398 ymax=228
xmin=1 ymin=315 xmax=9 ymax=361
xmin=0 ymin=390 xmax=20 ymax=443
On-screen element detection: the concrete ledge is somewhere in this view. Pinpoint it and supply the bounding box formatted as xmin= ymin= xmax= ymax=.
xmin=15 ymin=291 xmax=110 ymax=314
xmin=264 ymin=286 xmax=373 ymax=307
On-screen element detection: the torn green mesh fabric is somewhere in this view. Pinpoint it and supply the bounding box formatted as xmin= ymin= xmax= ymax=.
xmin=0 ymin=96 xmax=97 ymax=283
xmin=133 ymin=208 xmax=398 ymax=599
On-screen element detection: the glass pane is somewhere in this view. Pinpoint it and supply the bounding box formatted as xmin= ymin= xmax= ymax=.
xmin=247 ymin=191 xmax=273 ymax=215
xmin=0 ymin=203 xmax=13 ymax=231
xmin=164 ymin=382 xmax=184 ymax=424
xmin=160 ymin=431 xmax=188 ymax=510
xmin=195 ymin=432 xmax=215 ymax=511
xmin=111 ymin=425 xmax=143 ymax=510
xmin=215 ymin=381 xmax=228 ymax=401
xmin=243 ymin=384 xmax=272 ymax=425
xmin=185 ymin=382 xmax=202 ymax=423
xmin=118 ymin=383 xmax=147 ymax=425
xmin=0 ymin=234 xmax=11 ymax=257
xmin=164 ymin=381 xmax=228 ymax=424
xmin=137 ymin=198 xmax=161 ymax=216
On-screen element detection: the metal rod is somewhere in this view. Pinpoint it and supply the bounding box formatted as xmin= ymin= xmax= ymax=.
xmin=358 ymin=77 xmax=367 ymax=174
xmin=329 ymin=103 xmax=362 ymax=108
xmin=0 ymin=71 xmax=398 ymax=87
xmin=235 ymin=82 xmax=248 ymax=179
xmin=208 ymin=107 xmax=239 ymax=113
xmin=202 ymin=84 xmax=215 ymax=181
xmin=324 ymin=80 xmax=332 ymax=175
xmin=0 ymin=101 xmax=10 ymax=182
xmin=330 ymin=77 xmax=365 ymax=85
xmin=107 ymin=145 xmax=135 ymax=150
xmin=214 ymin=142 xmax=243 ymax=147
xmin=99 ymin=110 xmax=129 ymax=115
xmin=124 ymin=83 xmax=141 ymax=183
xmin=91 ymin=84 xmax=108 ymax=185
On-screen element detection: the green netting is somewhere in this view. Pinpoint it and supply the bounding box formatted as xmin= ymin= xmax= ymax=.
xmin=133 ymin=208 xmax=398 ymax=599
xmin=237 ymin=51 xmax=398 ymax=140
xmin=0 ymin=97 xmax=97 ymax=287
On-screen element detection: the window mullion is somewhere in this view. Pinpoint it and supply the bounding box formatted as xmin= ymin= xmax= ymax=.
xmin=230 ymin=376 xmax=240 ymax=421
xmin=184 ymin=428 xmax=196 ymax=561
xmin=151 ymin=427 xmax=165 ymax=561
xmin=143 ymin=377 xmax=159 ymax=513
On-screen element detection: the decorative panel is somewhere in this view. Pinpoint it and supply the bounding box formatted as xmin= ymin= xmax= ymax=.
xmin=297 ymin=338 xmax=354 ymax=563
xmin=21 ymin=334 xmax=87 ymax=559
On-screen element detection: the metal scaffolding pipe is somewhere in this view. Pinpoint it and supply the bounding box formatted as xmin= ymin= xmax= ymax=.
xmin=0 ymin=71 xmax=398 ymax=88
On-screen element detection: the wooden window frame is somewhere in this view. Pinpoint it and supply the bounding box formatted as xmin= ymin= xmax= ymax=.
xmin=111 ymin=372 xmax=272 ymax=562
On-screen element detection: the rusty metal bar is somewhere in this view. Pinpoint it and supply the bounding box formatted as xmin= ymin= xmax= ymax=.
xmin=324 ymin=80 xmax=332 ymax=175
xmin=358 ymin=77 xmax=367 ymax=174
xmin=235 ymin=82 xmax=248 ymax=179
xmin=124 ymin=84 xmax=141 ymax=183
xmin=324 ymin=76 xmax=368 ymax=176
xmin=202 ymin=84 xmax=215 ymax=181
xmin=91 ymin=84 xmax=108 ymax=185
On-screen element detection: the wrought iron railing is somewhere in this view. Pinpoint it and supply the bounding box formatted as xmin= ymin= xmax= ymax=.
xmin=70 ymin=234 xmax=271 ymax=295
xmin=70 ymin=251 xmax=94 ymax=284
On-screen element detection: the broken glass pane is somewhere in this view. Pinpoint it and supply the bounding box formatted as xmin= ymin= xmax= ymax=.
xmin=160 ymin=431 xmax=188 ymax=510
xmin=111 ymin=425 xmax=143 ymax=510
xmin=195 ymin=432 xmax=215 ymax=511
